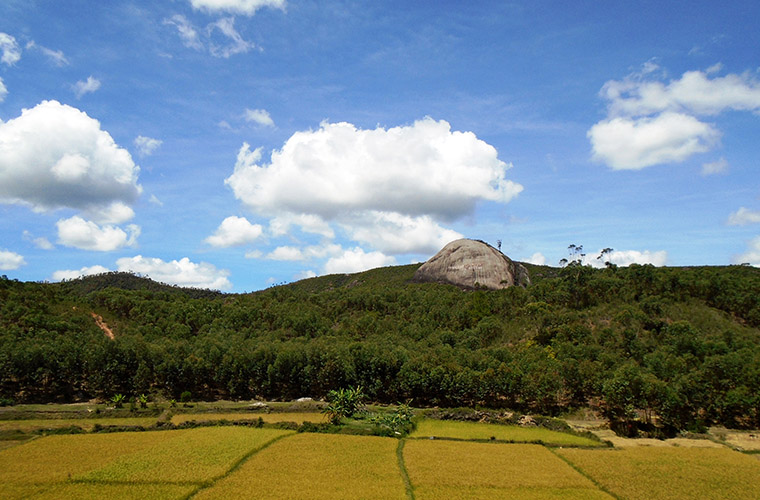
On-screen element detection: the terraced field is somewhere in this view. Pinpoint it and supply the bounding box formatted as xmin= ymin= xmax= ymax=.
xmin=2 ymin=418 xmax=759 ymax=499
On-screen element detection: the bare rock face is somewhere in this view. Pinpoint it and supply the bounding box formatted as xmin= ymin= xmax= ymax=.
xmin=413 ymin=239 xmax=530 ymax=290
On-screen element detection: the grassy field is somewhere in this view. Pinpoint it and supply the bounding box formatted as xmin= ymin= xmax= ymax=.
xmin=410 ymin=418 xmax=603 ymax=447
xmin=557 ymin=446 xmax=760 ymax=500
xmin=0 ymin=427 xmax=292 ymax=500
xmin=194 ymin=433 xmax=406 ymax=500
xmin=403 ymin=439 xmax=612 ymax=499
xmin=170 ymin=411 xmax=326 ymax=426
xmin=0 ymin=417 xmax=159 ymax=432
xmin=1 ymin=418 xmax=758 ymax=499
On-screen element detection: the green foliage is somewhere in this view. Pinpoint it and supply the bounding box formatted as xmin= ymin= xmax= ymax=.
xmin=110 ymin=394 xmax=125 ymax=408
xmin=369 ymin=403 xmax=415 ymax=436
xmin=322 ymin=386 xmax=365 ymax=425
xmin=1 ymin=265 xmax=760 ymax=432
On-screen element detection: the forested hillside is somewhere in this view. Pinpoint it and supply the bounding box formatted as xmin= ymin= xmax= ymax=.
xmin=1 ymin=262 xmax=759 ymax=433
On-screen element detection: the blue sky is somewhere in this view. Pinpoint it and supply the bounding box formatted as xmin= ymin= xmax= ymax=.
xmin=1 ymin=0 xmax=759 ymax=292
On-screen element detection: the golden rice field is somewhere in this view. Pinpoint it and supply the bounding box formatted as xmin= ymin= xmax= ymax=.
xmin=2 ymin=421 xmax=759 ymax=499
xmin=0 ymin=417 xmax=159 ymax=432
xmin=194 ymin=433 xmax=406 ymax=500
xmin=170 ymin=411 xmax=326 ymax=426
xmin=410 ymin=418 xmax=602 ymax=447
xmin=403 ymin=439 xmax=612 ymax=499
xmin=557 ymin=446 xmax=760 ymax=500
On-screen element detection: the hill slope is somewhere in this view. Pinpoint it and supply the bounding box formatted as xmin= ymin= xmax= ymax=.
xmin=1 ymin=263 xmax=759 ymax=433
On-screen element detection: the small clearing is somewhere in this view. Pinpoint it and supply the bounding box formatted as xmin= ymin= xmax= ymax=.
xmin=90 ymin=313 xmax=115 ymax=340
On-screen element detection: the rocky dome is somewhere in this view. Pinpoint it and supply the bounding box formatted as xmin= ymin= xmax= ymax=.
xmin=412 ymin=239 xmax=530 ymax=290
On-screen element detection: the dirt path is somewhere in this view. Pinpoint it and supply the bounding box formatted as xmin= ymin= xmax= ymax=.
xmin=91 ymin=313 xmax=115 ymax=340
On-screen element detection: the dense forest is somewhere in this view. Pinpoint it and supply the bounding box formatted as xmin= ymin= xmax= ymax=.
xmin=1 ymin=260 xmax=759 ymax=434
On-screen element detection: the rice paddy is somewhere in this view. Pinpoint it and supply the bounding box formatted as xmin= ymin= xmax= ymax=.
xmin=410 ymin=418 xmax=603 ymax=447
xmin=403 ymin=439 xmax=613 ymax=499
xmin=0 ymin=417 xmax=159 ymax=432
xmin=1 ymin=417 xmax=757 ymax=499
xmin=194 ymin=433 xmax=406 ymax=500
xmin=557 ymin=446 xmax=760 ymax=500
xmin=170 ymin=411 xmax=326 ymax=426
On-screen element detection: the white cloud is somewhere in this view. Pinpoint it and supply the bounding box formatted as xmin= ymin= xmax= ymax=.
xmin=266 ymin=246 xmax=304 ymax=261
xmin=163 ymin=15 xmax=203 ymax=50
xmin=294 ymin=269 xmax=317 ymax=280
xmin=733 ymin=236 xmax=760 ymax=266
xmin=0 ymin=33 xmax=21 ymax=65
xmin=323 ymin=247 xmax=396 ymax=274
xmin=728 ymin=207 xmax=760 ymax=226
xmin=701 ymin=157 xmax=728 ymax=176
xmin=134 ymin=136 xmax=163 ymax=157
xmin=0 ymin=100 xmax=142 ymax=219
xmin=189 ymin=0 xmax=286 ymax=16
xmin=590 ymin=64 xmax=760 ymax=169
xmin=601 ymin=68 xmax=760 ymax=118
xmin=526 ymin=252 xmax=547 ymax=265
xmin=57 ymin=216 xmax=140 ymax=251
xmin=227 ymin=119 xmax=521 ymax=219
xmin=270 ymin=213 xmax=334 ymax=239
xmin=25 ymin=41 xmax=68 ymax=66
xmin=149 ymin=194 xmax=163 ymax=206
xmin=73 ymin=76 xmax=101 ymax=98
xmin=116 ymin=255 xmax=232 ymax=290
xmin=0 ymin=77 xmax=6 ymax=102
xmin=0 ymin=249 xmax=25 ymax=270
xmin=22 ymin=231 xmax=54 ymax=250
xmin=207 ymin=17 xmax=254 ymax=58
xmin=588 ymin=249 xmax=668 ymax=268
xmin=164 ymin=15 xmax=254 ymax=58
xmin=51 ymin=265 xmax=110 ymax=281
xmin=345 ymin=212 xmax=463 ymax=255
xmin=245 ymin=108 xmax=275 ymax=127
xmin=588 ymin=112 xmax=719 ymax=169
xmin=226 ymin=118 xmax=521 ymax=255
xmin=204 ymin=216 xmax=263 ymax=247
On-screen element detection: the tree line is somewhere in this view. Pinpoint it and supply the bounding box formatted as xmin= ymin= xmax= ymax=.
xmin=1 ymin=261 xmax=759 ymax=433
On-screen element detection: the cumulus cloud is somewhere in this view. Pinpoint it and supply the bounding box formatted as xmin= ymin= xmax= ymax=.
xmin=526 ymin=252 xmax=547 ymax=265
xmin=22 ymin=231 xmax=54 ymax=250
xmin=52 ymin=265 xmax=110 ymax=281
xmin=134 ymin=136 xmax=163 ymax=157
xmin=73 ymin=76 xmax=101 ymax=98
xmin=227 ymin=118 xmax=521 ymax=219
xmin=701 ymin=157 xmax=728 ymax=176
xmin=590 ymin=64 xmax=760 ymax=169
xmin=204 ymin=216 xmax=263 ymax=247
xmin=266 ymin=246 xmax=304 ymax=261
xmin=189 ymin=0 xmax=286 ymax=16
xmin=0 ymin=77 xmax=6 ymax=102
xmin=0 ymin=249 xmax=25 ymax=270
xmin=588 ymin=112 xmax=719 ymax=169
xmin=589 ymin=249 xmax=668 ymax=268
xmin=733 ymin=237 xmax=760 ymax=266
xmin=269 ymin=213 xmax=334 ymax=239
xmin=0 ymin=33 xmax=21 ymax=65
xmin=57 ymin=216 xmax=140 ymax=251
xmin=344 ymin=212 xmax=463 ymax=255
xmin=226 ymin=118 xmax=521 ymax=256
xmin=294 ymin=269 xmax=317 ymax=280
xmin=0 ymin=100 xmax=142 ymax=219
xmin=116 ymin=255 xmax=232 ymax=290
xmin=323 ymin=247 xmax=396 ymax=274
xmin=245 ymin=108 xmax=275 ymax=127
xmin=728 ymin=207 xmax=760 ymax=226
